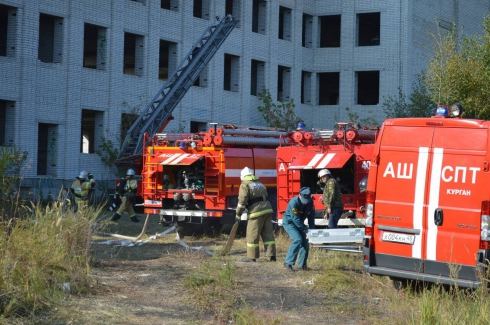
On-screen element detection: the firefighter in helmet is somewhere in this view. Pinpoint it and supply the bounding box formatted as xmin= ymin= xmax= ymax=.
xmin=111 ymin=168 xmax=140 ymax=223
xmin=236 ymin=167 xmax=276 ymax=262
xmin=318 ymin=169 xmax=344 ymax=229
xmin=71 ymin=170 xmax=96 ymax=211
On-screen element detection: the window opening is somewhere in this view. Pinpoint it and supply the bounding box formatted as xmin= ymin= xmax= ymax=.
xmin=38 ymin=13 xmax=63 ymax=63
xmin=356 ymin=71 xmax=379 ymax=105
xmin=252 ymin=0 xmax=266 ymax=34
xmin=83 ymin=23 xmax=106 ymax=70
xmin=124 ymin=32 xmax=144 ymax=76
xmin=357 ymin=12 xmax=380 ymax=46
xmin=251 ymin=59 xmax=265 ymax=96
xmin=319 ymin=15 xmax=341 ymax=48
xmin=318 ymin=72 xmax=340 ymax=105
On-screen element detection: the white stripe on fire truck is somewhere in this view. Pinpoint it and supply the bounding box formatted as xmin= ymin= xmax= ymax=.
xmin=306 ymin=154 xmax=325 ymax=168
xmin=167 ymin=153 xmax=190 ymax=165
xmin=412 ymin=147 xmax=429 ymax=259
xmin=160 ymin=153 xmax=184 ymax=165
xmin=161 ymin=153 xmax=189 ymax=165
xmin=226 ymin=169 xmax=277 ymax=177
xmin=255 ymin=169 xmax=277 ymax=177
xmin=427 ymin=148 xmax=444 ymax=261
xmin=316 ymin=153 xmax=336 ymax=169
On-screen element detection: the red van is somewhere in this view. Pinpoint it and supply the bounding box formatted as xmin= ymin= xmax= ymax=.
xmin=363 ymin=104 xmax=490 ymax=288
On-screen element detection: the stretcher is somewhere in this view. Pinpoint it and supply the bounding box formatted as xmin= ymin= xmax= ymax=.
xmin=308 ymin=228 xmax=364 ymax=253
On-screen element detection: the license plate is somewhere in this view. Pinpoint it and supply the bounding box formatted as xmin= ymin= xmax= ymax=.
xmin=381 ymin=231 xmax=415 ymax=245
xmin=144 ymin=200 xmax=162 ymax=207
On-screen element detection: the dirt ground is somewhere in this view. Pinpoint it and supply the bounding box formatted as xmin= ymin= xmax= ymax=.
xmin=44 ymin=216 xmax=375 ymax=325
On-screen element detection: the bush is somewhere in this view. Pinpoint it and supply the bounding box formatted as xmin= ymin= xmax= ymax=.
xmin=0 ymin=146 xmax=29 ymax=220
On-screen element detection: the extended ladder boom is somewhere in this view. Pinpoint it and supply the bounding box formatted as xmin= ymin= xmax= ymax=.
xmin=116 ymin=14 xmax=237 ymax=164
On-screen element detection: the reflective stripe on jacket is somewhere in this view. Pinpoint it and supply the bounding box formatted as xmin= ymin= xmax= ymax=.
xmin=71 ymin=178 xmax=95 ymax=203
xmin=124 ymin=179 xmax=138 ymax=193
xmin=236 ymin=175 xmax=273 ymax=219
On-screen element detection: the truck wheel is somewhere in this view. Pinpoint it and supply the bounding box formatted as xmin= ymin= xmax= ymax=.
xmin=391 ymin=278 xmax=409 ymax=290
xmin=391 ymin=277 xmax=425 ymax=292
xmin=176 ymin=222 xmax=196 ymax=238
xmin=203 ymin=220 xmax=222 ymax=237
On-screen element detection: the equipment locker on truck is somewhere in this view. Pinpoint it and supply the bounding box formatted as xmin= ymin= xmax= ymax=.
xmin=363 ymin=103 xmax=490 ymax=288
xmin=276 ymin=122 xmax=378 ymax=228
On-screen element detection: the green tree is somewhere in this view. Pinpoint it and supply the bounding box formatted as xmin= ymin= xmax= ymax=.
xmin=424 ymin=16 xmax=490 ymax=119
xmin=337 ymin=107 xmax=380 ymax=127
xmin=0 ymin=146 xmax=29 ymax=219
xmin=257 ymin=88 xmax=302 ymax=131
xmin=382 ymin=75 xmax=435 ymax=118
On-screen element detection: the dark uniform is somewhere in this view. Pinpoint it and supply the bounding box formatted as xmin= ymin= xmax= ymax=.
xmin=236 ymin=173 xmax=276 ymax=261
xmin=323 ymin=177 xmax=344 ymax=229
xmin=283 ymin=187 xmax=315 ymax=271
xmin=111 ymin=169 xmax=139 ymax=223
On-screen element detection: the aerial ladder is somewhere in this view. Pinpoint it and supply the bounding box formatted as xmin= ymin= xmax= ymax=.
xmin=115 ymin=14 xmax=237 ymax=165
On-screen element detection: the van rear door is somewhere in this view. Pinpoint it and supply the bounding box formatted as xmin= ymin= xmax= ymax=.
xmin=424 ymin=127 xmax=487 ymax=279
xmin=373 ymin=125 xmax=434 ymax=274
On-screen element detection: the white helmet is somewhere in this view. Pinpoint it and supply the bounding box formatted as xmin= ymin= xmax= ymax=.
xmin=79 ymin=170 xmax=88 ymax=179
xmin=318 ymin=169 xmax=331 ymax=178
xmin=240 ymin=167 xmax=254 ymax=181
xmin=127 ymin=168 xmax=136 ymax=176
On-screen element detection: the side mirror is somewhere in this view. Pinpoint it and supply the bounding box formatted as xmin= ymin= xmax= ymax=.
xmin=359 ymin=176 xmax=368 ymax=193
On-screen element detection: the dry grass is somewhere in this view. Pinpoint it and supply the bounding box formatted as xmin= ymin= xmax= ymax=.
xmin=2 ymin=204 xmax=490 ymax=325
xmin=0 ymin=198 xmax=101 ymax=321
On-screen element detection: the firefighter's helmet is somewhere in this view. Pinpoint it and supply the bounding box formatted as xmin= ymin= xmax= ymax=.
xmin=78 ymin=170 xmax=88 ymax=179
xmin=317 ymin=169 xmax=331 ymax=178
xmin=240 ymin=167 xmax=254 ymax=181
xmin=127 ymin=169 xmax=136 ymax=176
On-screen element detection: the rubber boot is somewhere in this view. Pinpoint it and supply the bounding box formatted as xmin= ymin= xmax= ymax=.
xmin=301 ymin=263 xmax=309 ymax=271
xmin=130 ymin=216 xmax=140 ymax=223
xmin=111 ymin=213 xmax=121 ymax=222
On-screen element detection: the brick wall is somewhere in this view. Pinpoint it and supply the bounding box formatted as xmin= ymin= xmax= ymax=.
xmin=0 ymin=0 xmax=488 ymax=195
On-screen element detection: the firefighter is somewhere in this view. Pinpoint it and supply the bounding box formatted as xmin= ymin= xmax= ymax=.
xmin=317 ymin=169 xmax=328 ymax=194
xmin=111 ymin=169 xmax=140 ymax=223
xmin=318 ymin=169 xmax=344 ymax=229
xmin=236 ymin=167 xmax=276 ymax=262
xmin=70 ymin=170 xmax=96 ymax=211
xmin=282 ymin=187 xmax=315 ymax=272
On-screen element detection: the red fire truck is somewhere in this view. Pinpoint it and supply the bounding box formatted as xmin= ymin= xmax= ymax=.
xmin=141 ymin=125 xmax=287 ymax=236
xmin=276 ymin=122 xmax=378 ymax=227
